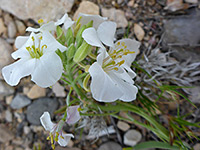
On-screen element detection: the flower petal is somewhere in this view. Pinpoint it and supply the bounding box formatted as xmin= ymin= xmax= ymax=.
xmin=97 ymin=21 xmax=116 ymax=48
xmin=89 ymin=62 xmax=123 ymax=102
xmin=40 ymin=112 xmax=55 ymax=132
xmin=12 ymin=32 xmax=38 ymax=59
xmin=109 ymin=72 xmax=138 ymax=102
xmin=78 ymin=13 xmax=107 ymax=29
xmin=55 ymin=13 xmax=74 ymax=30
xmin=55 ymin=13 xmax=69 ymax=26
xmin=58 ymin=133 xmax=74 ymax=147
xmin=115 ymin=39 xmax=140 ymax=66
xmin=31 ymin=52 xmax=63 ymax=88
xmin=66 ymin=105 xmax=81 ymax=125
xmin=26 ymin=21 xmax=56 ymax=32
xmin=41 ymin=31 xmax=67 ymax=53
xmin=2 ymin=58 xmax=36 ymax=86
xmin=82 ymin=27 xmax=104 ymax=48
xmin=15 ymin=36 xmax=29 ymax=49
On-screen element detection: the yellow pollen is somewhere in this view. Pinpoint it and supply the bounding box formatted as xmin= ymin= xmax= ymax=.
xmin=51 ymin=144 xmax=55 ymax=150
xmin=114 ymin=67 xmax=118 ymax=71
xmin=121 ymin=42 xmax=125 ymax=46
xmin=60 ymin=135 xmax=64 ymax=139
xmin=39 ymin=36 xmax=43 ymax=40
xmin=118 ymin=60 xmax=125 ymax=66
xmin=38 ymin=19 xmax=44 ymax=24
xmin=31 ymin=36 xmax=35 ymax=41
xmin=46 ymin=136 xmax=50 ymax=140
xmin=78 ymin=107 xmax=82 ymax=112
xmin=119 ymin=55 xmax=122 ymax=58
xmin=117 ymin=42 xmax=120 ymax=45
xmin=124 ymin=46 xmax=127 ymax=48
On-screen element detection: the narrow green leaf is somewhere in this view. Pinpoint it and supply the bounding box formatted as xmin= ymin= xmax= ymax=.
xmin=133 ymin=141 xmax=179 ymax=150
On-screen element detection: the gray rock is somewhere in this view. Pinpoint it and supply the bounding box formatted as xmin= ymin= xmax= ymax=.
xmin=5 ymin=110 xmax=13 ymax=122
xmin=102 ymin=8 xmax=128 ymax=28
xmin=10 ymin=94 xmax=31 ymax=109
xmin=0 ymin=38 xmax=13 ymax=79
xmin=0 ymin=124 xmax=14 ymax=142
xmin=98 ymin=142 xmax=122 ymax=150
xmin=162 ymin=9 xmax=200 ymax=62
xmin=26 ymin=98 xmax=59 ymax=125
xmin=15 ymin=20 xmax=26 ymax=35
xmin=7 ymin=21 xmax=17 ymax=38
xmin=0 ymin=0 xmax=75 ymax=22
xmin=0 ymin=81 xmax=14 ymax=97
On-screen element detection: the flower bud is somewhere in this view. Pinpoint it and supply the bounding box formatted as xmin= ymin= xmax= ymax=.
xmin=56 ymin=26 xmax=66 ymax=45
xmin=73 ymin=41 xmax=92 ymax=63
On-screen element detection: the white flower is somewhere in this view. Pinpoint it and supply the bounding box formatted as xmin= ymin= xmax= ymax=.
xmin=2 ymin=31 xmax=67 ymax=88
xmin=88 ymin=48 xmax=138 ymax=102
xmin=77 ymin=13 xmax=107 ymax=29
xmin=83 ymin=21 xmax=140 ymax=78
xmin=40 ymin=106 xmax=80 ymax=149
xmin=82 ymin=21 xmax=117 ymax=48
xmin=26 ymin=13 xmax=74 ymax=32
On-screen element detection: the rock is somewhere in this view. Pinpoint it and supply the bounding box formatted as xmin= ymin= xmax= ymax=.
xmin=134 ymin=23 xmax=145 ymax=41
xmin=10 ymin=94 xmax=31 ymax=109
xmin=27 ymin=85 xmax=46 ymax=99
xmin=194 ymin=143 xmax=200 ymax=150
xmin=124 ymin=129 xmax=142 ymax=147
xmin=162 ymin=9 xmax=200 ymax=62
xmin=5 ymin=146 xmax=14 ymax=150
xmin=52 ymin=82 xmax=66 ymax=97
xmin=0 ymin=81 xmax=15 ymax=97
xmin=7 ymin=21 xmax=17 ymax=38
xmin=117 ymin=121 xmax=130 ymax=132
xmin=185 ymin=0 xmax=198 ymax=3
xmin=55 ymin=146 xmax=80 ymax=150
xmin=6 ymin=95 xmax=13 ymax=105
xmin=0 ymin=38 xmax=13 ymax=79
xmin=5 ymin=110 xmax=13 ymax=122
xmin=102 ymin=8 xmax=128 ymax=28
xmin=3 ymin=13 xmax=13 ymax=26
xmin=0 ymin=0 xmax=75 ymax=22
xmin=26 ymin=98 xmax=59 ymax=125
xmin=188 ymin=86 xmax=200 ymax=103
xmin=0 ymin=124 xmax=14 ymax=142
xmin=0 ymin=18 xmax=6 ymax=35
xmin=128 ymin=0 xmax=135 ymax=7
xmin=98 ymin=142 xmax=122 ymax=150
xmin=73 ymin=1 xmax=99 ymax=20
xmin=23 ymin=126 xmax=31 ymax=135
xmin=15 ymin=20 xmax=26 ymax=35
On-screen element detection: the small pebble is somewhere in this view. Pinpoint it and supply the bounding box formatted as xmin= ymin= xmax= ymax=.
xmin=124 ymin=129 xmax=142 ymax=146
xmin=117 ymin=121 xmax=130 ymax=132
xmin=5 ymin=110 xmax=12 ymax=122
xmin=15 ymin=20 xmax=26 ymax=35
xmin=10 ymin=94 xmax=31 ymax=109
xmin=7 ymin=21 xmax=17 ymax=38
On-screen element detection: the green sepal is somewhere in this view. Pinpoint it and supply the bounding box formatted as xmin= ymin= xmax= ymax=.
xmin=86 ymin=20 xmax=93 ymax=28
xmin=66 ymin=28 xmax=74 ymax=46
xmin=73 ymin=41 xmax=92 ymax=63
xmin=56 ymin=26 xmax=66 ymax=45
xmin=67 ymin=43 xmax=76 ymax=62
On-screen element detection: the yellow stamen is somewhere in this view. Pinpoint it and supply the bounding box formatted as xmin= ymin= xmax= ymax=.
xmin=54 ymin=132 xmax=59 ymax=142
xmin=121 ymin=42 xmax=125 ymax=46
xmin=38 ymin=19 xmax=44 ymax=24
xmin=31 ymin=36 xmax=35 ymax=41
xmin=51 ymin=144 xmax=55 ymax=150
xmin=117 ymin=42 xmax=120 ymax=45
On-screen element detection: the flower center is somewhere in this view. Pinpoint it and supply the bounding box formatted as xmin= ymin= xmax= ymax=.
xmin=46 ymin=120 xmax=65 ymax=150
xmin=26 ymin=36 xmax=47 ymax=59
xmin=103 ymin=41 xmax=135 ymax=72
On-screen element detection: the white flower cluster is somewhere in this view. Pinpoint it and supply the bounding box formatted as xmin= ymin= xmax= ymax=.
xmin=2 ymin=13 xmax=140 ymax=102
